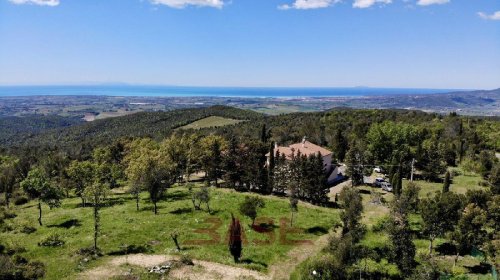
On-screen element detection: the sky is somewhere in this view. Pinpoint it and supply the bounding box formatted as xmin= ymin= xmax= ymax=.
xmin=0 ymin=0 xmax=499 ymax=89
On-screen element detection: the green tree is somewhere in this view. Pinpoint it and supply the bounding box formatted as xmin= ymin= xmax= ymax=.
xmin=453 ymin=203 xmax=488 ymax=254
xmin=419 ymin=139 xmax=446 ymax=182
xmin=194 ymin=185 xmax=211 ymax=213
xmin=67 ymin=160 xmax=95 ymax=207
xmin=84 ymin=180 xmax=110 ymax=251
xmin=489 ymin=163 xmax=500 ymax=195
xmin=420 ymin=192 xmax=462 ymax=255
xmin=239 ymin=196 xmax=265 ymax=226
xmin=223 ymin=136 xmax=242 ymax=189
xmin=345 ymin=143 xmax=367 ymax=187
xmin=125 ymin=138 xmax=176 ymax=215
xmin=338 ymin=187 xmax=364 ymax=239
xmin=389 ymin=213 xmax=415 ymax=276
xmin=20 ymin=167 xmax=63 ymax=226
xmin=487 ymin=195 xmax=500 ymax=232
xmin=200 ymin=135 xmax=227 ymax=187
xmin=331 ymin=129 xmax=347 ymax=162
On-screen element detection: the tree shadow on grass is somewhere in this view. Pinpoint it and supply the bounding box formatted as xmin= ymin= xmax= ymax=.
xmin=240 ymin=258 xmax=268 ymax=268
xmin=48 ymin=219 xmax=81 ymax=229
xmin=465 ymin=262 xmax=491 ymax=274
xmin=251 ymin=223 xmax=278 ymax=233
xmin=140 ymin=205 xmax=161 ymax=212
xmin=170 ymin=207 xmax=193 ymax=214
xmin=359 ymin=189 xmax=371 ymax=195
xmin=107 ymin=244 xmax=152 ymax=256
xmin=435 ymin=242 xmax=457 ymax=255
xmin=305 ymin=226 xmax=329 ymax=235
xmin=105 ymin=197 xmax=132 ymax=207
xmin=165 ymin=191 xmax=190 ymax=202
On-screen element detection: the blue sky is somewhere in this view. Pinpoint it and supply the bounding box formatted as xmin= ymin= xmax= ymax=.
xmin=0 ymin=0 xmax=499 ymax=89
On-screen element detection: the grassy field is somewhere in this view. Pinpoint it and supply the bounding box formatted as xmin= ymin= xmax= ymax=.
xmin=1 ymin=185 xmax=339 ymax=280
xmin=178 ymin=116 xmax=244 ymax=130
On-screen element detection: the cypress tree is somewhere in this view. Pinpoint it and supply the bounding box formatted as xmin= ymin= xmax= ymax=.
xmin=443 ymin=171 xmax=451 ymax=193
xmin=229 ymin=214 xmax=242 ymax=263
xmin=267 ymin=142 xmax=275 ymax=193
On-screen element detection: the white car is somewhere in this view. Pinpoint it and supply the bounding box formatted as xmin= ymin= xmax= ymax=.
xmin=381 ymin=182 xmax=393 ymax=192
xmin=374 ymin=166 xmax=383 ymax=173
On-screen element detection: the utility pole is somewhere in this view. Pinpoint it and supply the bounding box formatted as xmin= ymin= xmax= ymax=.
xmin=410 ymin=158 xmax=415 ymax=182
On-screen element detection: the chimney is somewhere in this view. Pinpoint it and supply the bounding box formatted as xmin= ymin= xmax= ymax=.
xmin=275 ymin=142 xmax=278 ymax=149
xmin=302 ymin=136 xmax=306 ymax=147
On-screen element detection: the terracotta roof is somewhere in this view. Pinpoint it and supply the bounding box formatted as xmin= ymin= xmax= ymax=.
xmin=266 ymin=141 xmax=332 ymax=159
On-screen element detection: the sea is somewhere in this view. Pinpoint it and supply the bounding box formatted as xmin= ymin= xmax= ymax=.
xmin=0 ymin=85 xmax=460 ymax=98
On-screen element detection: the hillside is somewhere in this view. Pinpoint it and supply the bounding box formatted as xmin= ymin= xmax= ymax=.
xmin=0 ymin=106 xmax=262 ymax=150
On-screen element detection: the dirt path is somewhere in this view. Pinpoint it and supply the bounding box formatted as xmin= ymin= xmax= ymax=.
xmin=79 ymin=254 xmax=268 ymax=280
xmin=267 ymin=233 xmax=331 ymax=280
xmin=79 ymin=231 xmax=333 ymax=280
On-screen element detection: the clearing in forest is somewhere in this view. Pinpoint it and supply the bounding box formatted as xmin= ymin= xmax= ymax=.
xmin=178 ymin=116 xmax=244 ymax=130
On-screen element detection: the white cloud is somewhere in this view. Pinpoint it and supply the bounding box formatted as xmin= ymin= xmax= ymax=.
xmin=278 ymin=0 xmax=339 ymax=10
xmin=149 ymin=0 xmax=224 ymax=9
xmin=8 ymin=0 xmax=59 ymax=6
xmin=478 ymin=11 xmax=500 ymax=21
xmin=416 ymin=0 xmax=449 ymax=6
xmin=352 ymin=0 xmax=391 ymax=8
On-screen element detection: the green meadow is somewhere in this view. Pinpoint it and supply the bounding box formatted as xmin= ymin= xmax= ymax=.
xmin=1 ymin=185 xmax=339 ymax=280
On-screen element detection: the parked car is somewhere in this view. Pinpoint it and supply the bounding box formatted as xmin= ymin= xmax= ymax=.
xmin=381 ymin=182 xmax=393 ymax=192
xmin=374 ymin=166 xmax=383 ymax=173
xmin=374 ymin=178 xmax=385 ymax=187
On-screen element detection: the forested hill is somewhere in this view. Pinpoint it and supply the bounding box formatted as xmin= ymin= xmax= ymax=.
xmin=0 ymin=115 xmax=83 ymax=146
xmin=2 ymin=105 xmax=499 ymax=162
xmin=0 ymin=105 xmax=262 ymax=151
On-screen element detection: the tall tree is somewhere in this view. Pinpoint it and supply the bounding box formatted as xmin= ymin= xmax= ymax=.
xmin=453 ymin=203 xmax=488 ymax=255
xmin=20 ymin=167 xmax=63 ymax=226
xmin=389 ymin=211 xmax=416 ymax=276
xmin=84 ymin=180 xmax=109 ymax=251
xmin=267 ymin=141 xmax=275 ymax=193
xmin=338 ymin=187 xmax=363 ymax=239
xmin=200 ymin=135 xmax=226 ymax=187
xmin=442 ymin=171 xmax=451 ymax=193
xmin=345 ymin=142 xmax=366 ymax=187
xmin=229 ymin=214 xmax=243 ymax=263
xmin=223 ymin=136 xmax=242 ymax=189
xmin=331 ymin=129 xmax=347 ymax=162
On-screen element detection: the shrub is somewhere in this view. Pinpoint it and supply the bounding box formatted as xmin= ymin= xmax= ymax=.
xmin=76 ymin=247 xmax=102 ymax=258
xmin=0 ymin=207 xmax=17 ymax=219
xmin=38 ymin=233 xmax=65 ymax=247
xmin=299 ymin=255 xmax=346 ymax=280
xmin=180 ymin=254 xmax=194 ymax=266
xmin=22 ymin=261 xmax=46 ymax=279
xmin=372 ymin=216 xmax=391 ymax=232
xmin=20 ymin=225 xmax=37 ymax=234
